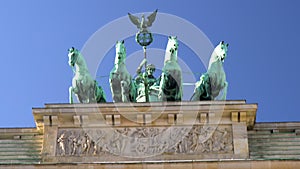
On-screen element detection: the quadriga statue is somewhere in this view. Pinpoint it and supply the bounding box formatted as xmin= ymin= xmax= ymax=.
xmin=68 ymin=47 xmax=106 ymax=103
xmin=158 ymin=36 xmax=183 ymax=101
xmin=109 ymin=40 xmax=137 ymax=102
xmin=135 ymin=60 xmax=160 ymax=102
xmin=191 ymin=41 xmax=229 ymax=101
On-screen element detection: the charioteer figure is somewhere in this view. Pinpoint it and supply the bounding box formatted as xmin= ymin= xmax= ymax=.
xmin=135 ymin=59 xmax=159 ymax=102
xmin=128 ymin=9 xmax=158 ymax=102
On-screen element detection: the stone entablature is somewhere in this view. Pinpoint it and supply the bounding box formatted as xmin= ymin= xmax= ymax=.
xmin=31 ymin=100 xmax=257 ymax=163
xmin=33 ymin=100 xmax=257 ymax=129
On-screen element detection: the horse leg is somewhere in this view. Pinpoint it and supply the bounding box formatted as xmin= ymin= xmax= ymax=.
xmin=175 ymin=82 xmax=182 ymax=101
xmin=220 ymin=81 xmax=228 ymax=100
xmin=129 ymin=80 xmax=137 ymax=102
xmin=121 ymin=80 xmax=129 ymax=102
xmin=158 ymin=73 xmax=165 ymax=101
xmin=109 ymin=79 xmax=115 ymax=101
xmin=190 ymin=87 xmax=201 ymax=101
xmin=110 ymin=78 xmax=121 ymax=102
xmin=69 ymin=86 xmax=74 ymax=104
xmin=87 ymin=81 xmax=98 ymax=103
xmin=86 ymin=87 xmax=93 ymax=103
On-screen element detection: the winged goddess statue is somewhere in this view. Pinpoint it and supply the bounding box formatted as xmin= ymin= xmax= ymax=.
xmin=128 ymin=9 xmax=158 ymax=33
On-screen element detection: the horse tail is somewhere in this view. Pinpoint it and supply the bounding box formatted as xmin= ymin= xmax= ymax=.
xmin=190 ymin=92 xmax=198 ymax=101
xmin=191 ymin=73 xmax=212 ymax=101
xmin=97 ymin=85 xmax=106 ymax=103
xmin=94 ymin=80 xmax=106 ymax=103
xmin=129 ymin=79 xmax=137 ymax=102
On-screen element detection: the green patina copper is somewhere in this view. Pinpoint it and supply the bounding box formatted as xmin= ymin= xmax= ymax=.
xmin=109 ymin=40 xmax=137 ymax=102
xmin=67 ymin=10 xmax=229 ymax=103
xmin=191 ymin=41 xmax=229 ymax=101
xmin=135 ymin=59 xmax=160 ymax=102
xmin=128 ymin=9 xmax=159 ymax=102
xmin=68 ymin=47 xmax=106 ymax=104
xmin=158 ymin=36 xmax=183 ymax=101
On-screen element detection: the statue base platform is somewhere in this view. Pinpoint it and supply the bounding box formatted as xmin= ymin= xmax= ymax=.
xmin=32 ymin=100 xmax=257 ymax=163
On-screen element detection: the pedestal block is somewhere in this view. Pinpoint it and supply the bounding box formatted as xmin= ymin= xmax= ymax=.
xmin=32 ymin=100 xmax=257 ymax=163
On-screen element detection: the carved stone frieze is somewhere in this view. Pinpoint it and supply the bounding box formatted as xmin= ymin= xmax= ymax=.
xmin=56 ymin=125 xmax=233 ymax=157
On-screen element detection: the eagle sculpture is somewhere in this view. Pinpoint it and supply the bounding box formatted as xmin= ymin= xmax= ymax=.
xmin=128 ymin=9 xmax=158 ymax=32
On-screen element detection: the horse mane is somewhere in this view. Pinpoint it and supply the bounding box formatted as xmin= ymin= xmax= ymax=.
xmin=69 ymin=48 xmax=90 ymax=74
xmin=115 ymin=40 xmax=126 ymax=65
xmin=164 ymin=36 xmax=178 ymax=63
xmin=208 ymin=41 xmax=228 ymax=68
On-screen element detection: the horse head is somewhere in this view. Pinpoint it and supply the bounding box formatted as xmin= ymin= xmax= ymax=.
xmin=212 ymin=41 xmax=229 ymax=63
xmin=164 ymin=36 xmax=178 ymax=63
xmin=115 ymin=40 xmax=126 ymax=65
xmin=68 ymin=47 xmax=79 ymax=67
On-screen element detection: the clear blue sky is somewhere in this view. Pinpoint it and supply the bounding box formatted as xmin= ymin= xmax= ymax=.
xmin=0 ymin=0 xmax=299 ymax=127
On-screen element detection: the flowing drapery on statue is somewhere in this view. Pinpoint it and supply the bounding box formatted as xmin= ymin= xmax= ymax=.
xmin=109 ymin=40 xmax=137 ymax=102
xmin=68 ymin=47 xmax=106 ymax=103
xmin=190 ymin=41 xmax=229 ymax=101
xmin=158 ymin=36 xmax=183 ymax=101
xmin=135 ymin=59 xmax=160 ymax=102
